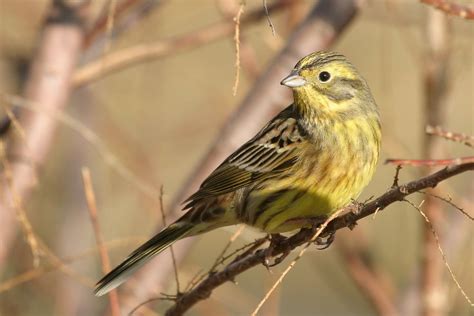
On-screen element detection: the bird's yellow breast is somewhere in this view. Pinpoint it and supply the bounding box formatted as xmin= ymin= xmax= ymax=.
xmin=248 ymin=115 xmax=380 ymax=233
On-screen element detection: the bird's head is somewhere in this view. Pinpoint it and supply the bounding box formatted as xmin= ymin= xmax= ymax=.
xmin=281 ymin=51 xmax=376 ymax=115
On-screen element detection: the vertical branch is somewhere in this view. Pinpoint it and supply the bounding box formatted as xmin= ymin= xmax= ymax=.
xmin=421 ymin=8 xmax=451 ymax=316
xmin=0 ymin=0 xmax=86 ymax=266
xmin=232 ymin=1 xmax=245 ymax=96
xmin=82 ymin=168 xmax=120 ymax=316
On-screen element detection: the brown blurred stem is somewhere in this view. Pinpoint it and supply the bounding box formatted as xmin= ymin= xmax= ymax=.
xmin=164 ymin=163 xmax=474 ymax=316
xmin=0 ymin=1 xmax=86 ymax=267
xmin=421 ymin=8 xmax=451 ymax=316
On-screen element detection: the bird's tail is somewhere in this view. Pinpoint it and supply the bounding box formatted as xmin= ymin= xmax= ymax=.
xmin=94 ymin=223 xmax=192 ymax=296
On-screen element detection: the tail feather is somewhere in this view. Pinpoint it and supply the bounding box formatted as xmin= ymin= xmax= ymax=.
xmin=94 ymin=223 xmax=192 ymax=296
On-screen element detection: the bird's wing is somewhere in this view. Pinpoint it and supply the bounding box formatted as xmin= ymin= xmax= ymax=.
xmin=184 ymin=105 xmax=308 ymax=209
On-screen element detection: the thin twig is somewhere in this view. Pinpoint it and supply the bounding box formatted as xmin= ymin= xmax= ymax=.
xmin=0 ymin=237 xmax=142 ymax=293
xmin=232 ymin=1 xmax=246 ymax=96
xmin=385 ymin=157 xmax=474 ymax=166
xmin=404 ymin=199 xmax=473 ymax=307
xmin=420 ymin=0 xmax=474 ymax=20
xmin=104 ymin=0 xmax=118 ymax=54
xmin=208 ymin=225 xmax=245 ymax=273
xmin=0 ymin=141 xmax=41 ymax=267
xmin=263 ymin=0 xmax=276 ymax=36
xmin=84 ymin=0 xmax=141 ymax=48
xmin=82 ymin=167 xmax=120 ymax=316
xmin=74 ymin=1 xmax=287 ymax=87
xmin=158 ymin=186 xmax=181 ymax=294
xmin=392 ymin=165 xmax=403 ymax=187
xmin=1 ymin=94 xmax=159 ymax=199
xmin=426 ymin=125 xmax=474 ymax=148
xmin=418 ymin=191 xmax=473 ymax=221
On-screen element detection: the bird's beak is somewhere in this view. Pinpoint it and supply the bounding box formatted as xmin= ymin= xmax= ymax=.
xmin=280 ymin=71 xmax=306 ymax=88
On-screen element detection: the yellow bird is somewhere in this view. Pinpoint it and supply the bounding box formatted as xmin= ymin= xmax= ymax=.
xmin=95 ymin=51 xmax=381 ymax=296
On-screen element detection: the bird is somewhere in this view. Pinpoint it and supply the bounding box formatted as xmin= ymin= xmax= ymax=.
xmin=94 ymin=51 xmax=381 ymax=296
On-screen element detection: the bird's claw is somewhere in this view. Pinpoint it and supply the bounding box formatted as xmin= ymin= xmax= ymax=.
xmin=314 ymin=230 xmax=335 ymax=250
xmin=262 ymin=234 xmax=288 ymax=269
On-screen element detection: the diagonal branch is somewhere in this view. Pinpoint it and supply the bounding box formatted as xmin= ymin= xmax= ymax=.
xmin=73 ymin=1 xmax=290 ymax=87
xmin=163 ymin=162 xmax=473 ymax=315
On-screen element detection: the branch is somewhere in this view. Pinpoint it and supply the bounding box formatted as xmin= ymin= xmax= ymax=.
xmin=426 ymin=125 xmax=474 ymax=148
xmin=420 ymin=0 xmax=474 ymax=20
xmin=82 ymin=168 xmax=121 ymax=316
xmin=163 ymin=163 xmax=473 ymax=315
xmin=0 ymin=1 xmax=86 ymax=266
xmin=386 ymin=157 xmax=474 ymax=166
xmin=73 ymin=1 xmax=289 ymax=87
xmin=124 ymin=0 xmax=361 ymax=310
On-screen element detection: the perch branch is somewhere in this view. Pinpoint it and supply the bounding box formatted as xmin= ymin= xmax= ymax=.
xmin=163 ymin=163 xmax=473 ymax=315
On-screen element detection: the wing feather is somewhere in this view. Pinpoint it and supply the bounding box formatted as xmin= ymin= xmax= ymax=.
xmin=184 ymin=105 xmax=308 ymax=209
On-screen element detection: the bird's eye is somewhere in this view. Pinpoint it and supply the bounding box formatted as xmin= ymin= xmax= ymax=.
xmin=318 ymin=71 xmax=331 ymax=82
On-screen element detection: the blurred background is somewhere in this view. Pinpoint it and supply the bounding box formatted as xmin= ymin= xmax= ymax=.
xmin=0 ymin=0 xmax=472 ymax=315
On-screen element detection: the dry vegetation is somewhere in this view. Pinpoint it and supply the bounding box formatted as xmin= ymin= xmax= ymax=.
xmin=0 ymin=0 xmax=473 ymax=315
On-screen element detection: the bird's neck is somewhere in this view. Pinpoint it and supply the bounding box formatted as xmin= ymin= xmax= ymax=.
xmin=293 ymin=90 xmax=380 ymax=141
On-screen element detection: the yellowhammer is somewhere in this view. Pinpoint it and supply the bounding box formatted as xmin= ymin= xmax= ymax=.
xmin=95 ymin=51 xmax=381 ymax=296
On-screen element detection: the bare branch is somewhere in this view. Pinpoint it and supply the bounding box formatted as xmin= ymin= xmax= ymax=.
xmin=426 ymin=125 xmax=474 ymax=148
xmin=420 ymin=0 xmax=474 ymax=20
xmin=164 ymin=163 xmax=474 ymax=316
xmin=82 ymin=167 xmax=121 ymax=316
xmin=73 ymin=1 xmax=289 ymax=87
xmin=404 ymin=199 xmax=473 ymax=307
xmin=385 ymin=157 xmax=474 ymax=166
xmin=0 ymin=1 xmax=85 ymax=266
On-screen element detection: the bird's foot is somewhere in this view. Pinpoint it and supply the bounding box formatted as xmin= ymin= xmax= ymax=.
xmin=262 ymin=234 xmax=289 ymax=269
xmin=313 ymin=230 xmax=335 ymax=250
